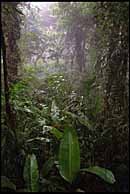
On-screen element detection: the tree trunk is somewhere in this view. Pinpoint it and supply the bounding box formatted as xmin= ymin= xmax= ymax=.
xmin=1 ymin=3 xmax=25 ymax=189
xmin=1 ymin=26 xmax=17 ymax=140
xmin=2 ymin=2 xmax=21 ymax=85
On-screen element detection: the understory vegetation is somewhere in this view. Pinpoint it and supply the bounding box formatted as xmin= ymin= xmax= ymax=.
xmin=1 ymin=2 xmax=129 ymax=192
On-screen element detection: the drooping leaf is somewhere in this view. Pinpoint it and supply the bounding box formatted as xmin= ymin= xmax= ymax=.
xmin=59 ymin=128 xmax=80 ymax=183
xmin=65 ymin=111 xmax=77 ymax=119
xmin=80 ymin=166 xmax=116 ymax=184
xmin=26 ymin=137 xmax=50 ymax=143
xmin=78 ymin=117 xmax=93 ymax=130
xmin=42 ymin=157 xmax=54 ymax=177
xmin=1 ymin=176 xmax=16 ymax=190
xmin=65 ymin=111 xmax=92 ymax=129
xmin=1 ymin=137 xmax=6 ymax=148
xmin=23 ymin=154 xmax=39 ymax=192
xmin=50 ymin=127 xmax=63 ymax=139
xmin=24 ymin=107 xmax=33 ymax=113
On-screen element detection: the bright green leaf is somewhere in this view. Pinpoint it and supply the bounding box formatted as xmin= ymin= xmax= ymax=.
xmin=23 ymin=154 xmax=39 ymax=192
xmin=80 ymin=166 xmax=116 ymax=184
xmin=59 ymin=128 xmax=80 ymax=183
xmin=50 ymin=127 xmax=63 ymax=139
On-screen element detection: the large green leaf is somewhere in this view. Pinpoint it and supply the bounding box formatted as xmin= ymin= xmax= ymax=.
xmin=23 ymin=154 xmax=39 ymax=192
xmin=1 ymin=176 xmax=16 ymax=190
xmin=59 ymin=128 xmax=80 ymax=183
xmin=80 ymin=166 xmax=116 ymax=184
xmin=50 ymin=127 xmax=63 ymax=139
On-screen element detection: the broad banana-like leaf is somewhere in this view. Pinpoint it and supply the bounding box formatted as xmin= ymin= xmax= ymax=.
xmin=80 ymin=166 xmax=116 ymax=184
xmin=23 ymin=154 xmax=39 ymax=192
xmin=1 ymin=176 xmax=16 ymax=190
xmin=59 ymin=128 xmax=80 ymax=183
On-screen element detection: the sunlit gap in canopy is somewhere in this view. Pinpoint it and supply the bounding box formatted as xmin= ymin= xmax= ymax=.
xmin=30 ymin=2 xmax=56 ymax=8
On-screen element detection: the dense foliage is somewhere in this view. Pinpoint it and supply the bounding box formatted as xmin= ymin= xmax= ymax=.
xmin=1 ymin=2 xmax=129 ymax=192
